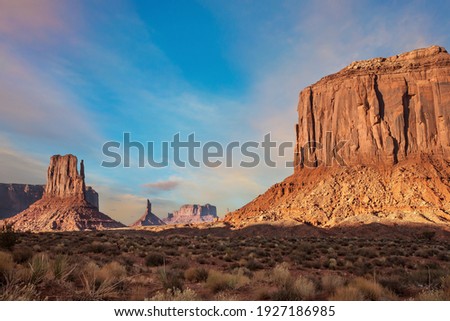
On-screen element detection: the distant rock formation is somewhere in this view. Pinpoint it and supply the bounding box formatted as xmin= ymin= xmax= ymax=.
xmin=164 ymin=204 xmax=218 ymax=224
xmin=5 ymin=154 xmax=124 ymax=231
xmin=131 ymin=199 xmax=165 ymax=226
xmin=226 ymin=46 xmax=450 ymax=227
xmin=0 ymin=183 xmax=99 ymax=219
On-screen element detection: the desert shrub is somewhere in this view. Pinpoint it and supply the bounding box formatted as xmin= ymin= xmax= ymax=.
xmin=145 ymin=252 xmax=165 ymax=267
xmin=28 ymin=253 xmax=49 ymax=285
xmin=79 ymin=261 xmax=119 ymax=300
xmin=351 ymin=277 xmax=395 ymax=300
xmin=329 ymin=277 xmax=395 ymax=301
xmin=184 ymin=267 xmax=209 ymax=283
xmin=327 ymin=258 xmax=337 ymax=269
xmin=357 ymin=247 xmax=378 ymax=259
xmin=330 ymin=285 xmax=364 ymax=300
xmin=148 ymin=287 xmax=198 ymax=301
xmin=206 ymin=270 xmax=249 ymax=293
xmin=0 ymin=251 xmax=14 ymax=285
xmin=12 ymin=246 xmax=33 ymax=264
xmin=321 ymin=274 xmax=345 ymax=293
xmin=85 ymin=241 xmax=119 ymax=256
xmin=378 ymin=274 xmax=409 ymax=296
xmin=271 ymin=287 xmax=301 ymax=301
xmin=0 ymin=223 xmax=17 ymax=250
xmin=246 ymin=258 xmax=264 ymax=271
xmin=98 ymin=261 xmax=126 ymax=283
xmin=158 ymin=268 xmax=184 ymax=292
xmin=293 ymin=276 xmax=316 ymax=300
xmin=415 ymin=274 xmax=450 ymax=301
xmin=410 ymin=267 xmax=447 ymax=288
xmin=270 ymin=263 xmax=291 ymax=287
xmin=270 ymin=274 xmax=317 ymax=301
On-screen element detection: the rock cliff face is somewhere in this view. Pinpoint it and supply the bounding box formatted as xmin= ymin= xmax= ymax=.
xmin=131 ymin=199 xmax=165 ymax=226
xmin=226 ymin=46 xmax=450 ymax=227
xmin=0 ymin=184 xmax=43 ymax=219
xmin=5 ymin=154 xmax=124 ymax=231
xmin=164 ymin=204 xmax=218 ymax=224
xmin=295 ymin=45 xmax=449 ymax=168
xmin=0 ymin=183 xmax=99 ymax=219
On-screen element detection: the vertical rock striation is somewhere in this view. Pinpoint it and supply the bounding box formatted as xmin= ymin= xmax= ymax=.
xmin=295 ymin=45 xmax=450 ymax=168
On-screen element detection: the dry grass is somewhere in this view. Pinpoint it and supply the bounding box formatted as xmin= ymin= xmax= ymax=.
xmin=330 ymin=277 xmax=395 ymax=301
xmin=270 ymin=263 xmax=291 ymax=287
xmin=321 ymin=274 xmax=345 ymax=293
xmin=148 ymin=288 xmax=198 ymax=301
xmin=77 ymin=261 xmax=123 ymax=300
xmin=330 ymin=285 xmax=364 ymax=300
xmin=206 ymin=270 xmax=249 ymax=293
xmin=184 ymin=267 xmax=208 ymax=283
xmin=0 ymin=251 xmax=14 ymax=284
xmin=293 ymin=276 xmax=316 ymax=300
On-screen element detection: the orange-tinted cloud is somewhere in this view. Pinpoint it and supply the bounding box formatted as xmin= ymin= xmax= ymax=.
xmin=0 ymin=0 xmax=67 ymax=41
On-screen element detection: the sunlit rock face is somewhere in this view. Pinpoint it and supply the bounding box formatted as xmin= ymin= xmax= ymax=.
xmin=226 ymin=46 xmax=450 ymax=228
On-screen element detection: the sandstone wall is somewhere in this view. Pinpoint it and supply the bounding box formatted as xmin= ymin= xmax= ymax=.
xmin=295 ymin=46 xmax=450 ymax=168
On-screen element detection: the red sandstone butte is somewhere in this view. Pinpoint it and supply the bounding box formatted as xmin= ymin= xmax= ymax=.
xmin=5 ymin=154 xmax=125 ymax=231
xmin=226 ymin=46 xmax=450 ymax=227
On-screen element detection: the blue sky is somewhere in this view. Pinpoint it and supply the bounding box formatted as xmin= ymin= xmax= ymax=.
xmin=1 ymin=0 xmax=449 ymax=224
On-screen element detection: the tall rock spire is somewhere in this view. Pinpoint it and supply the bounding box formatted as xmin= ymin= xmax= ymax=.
xmin=44 ymin=154 xmax=86 ymax=199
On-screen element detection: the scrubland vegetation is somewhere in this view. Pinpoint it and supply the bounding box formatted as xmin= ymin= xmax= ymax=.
xmin=0 ymin=227 xmax=449 ymax=300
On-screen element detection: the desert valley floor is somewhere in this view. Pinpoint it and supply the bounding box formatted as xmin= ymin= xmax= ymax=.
xmin=1 ymin=224 xmax=449 ymax=301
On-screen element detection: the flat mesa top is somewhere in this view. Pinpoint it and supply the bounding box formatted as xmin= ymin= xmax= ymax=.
xmin=315 ymin=45 xmax=450 ymax=85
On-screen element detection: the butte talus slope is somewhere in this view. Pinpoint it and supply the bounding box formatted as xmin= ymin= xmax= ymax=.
xmin=0 ymin=183 xmax=99 ymax=219
xmin=226 ymin=45 xmax=450 ymax=227
xmin=131 ymin=199 xmax=165 ymax=227
xmin=6 ymin=155 xmax=125 ymax=231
